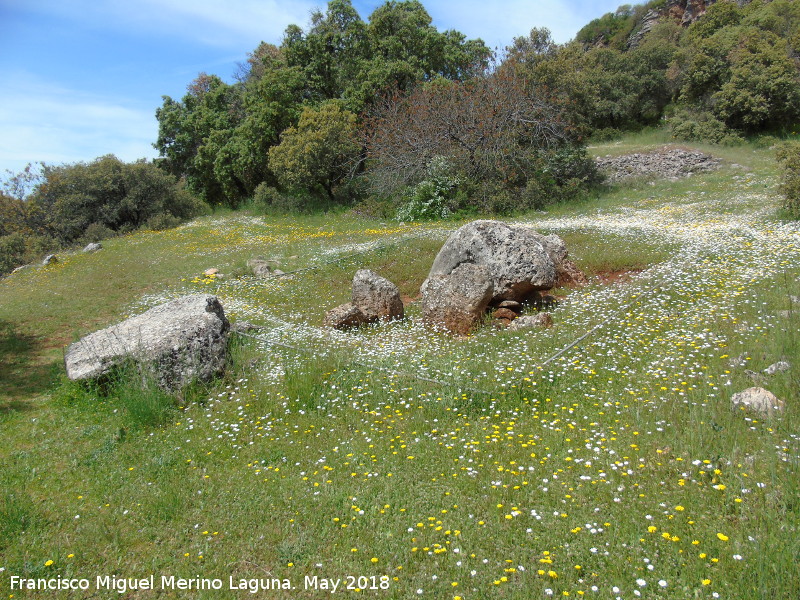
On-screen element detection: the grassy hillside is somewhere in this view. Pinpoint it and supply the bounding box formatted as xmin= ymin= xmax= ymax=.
xmin=1 ymin=134 xmax=798 ymax=599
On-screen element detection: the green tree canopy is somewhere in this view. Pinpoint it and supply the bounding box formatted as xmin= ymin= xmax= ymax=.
xmin=268 ymin=100 xmax=360 ymax=201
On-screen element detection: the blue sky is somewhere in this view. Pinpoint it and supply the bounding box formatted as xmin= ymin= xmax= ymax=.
xmin=0 ymin=0 xmax=623 ymax=176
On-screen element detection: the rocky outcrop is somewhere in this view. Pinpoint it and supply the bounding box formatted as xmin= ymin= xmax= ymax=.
xmin=64 ymin=294 xmax=230 ymax=391
xmin=421 ymin=263 xmax=494 ymax=335
xmin=628 ymin=0 xmax=716 ymax=48
xmin=595 ymin=147 xmax=720 ymax=183
xmin=83 ymin=243 xmax=102 ymax=253
xmin=351 ymin=269 xmax=404 ymax=322
xmin=325 ymin=270 xmax=404 ymax=330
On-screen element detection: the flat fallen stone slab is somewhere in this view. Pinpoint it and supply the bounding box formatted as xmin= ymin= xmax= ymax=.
xmin=64 ymin=294 xmax=230 ymax=391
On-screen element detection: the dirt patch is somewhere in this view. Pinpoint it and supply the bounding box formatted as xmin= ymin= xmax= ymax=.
xmin=593 ymin=268 xmax=643 ymax=285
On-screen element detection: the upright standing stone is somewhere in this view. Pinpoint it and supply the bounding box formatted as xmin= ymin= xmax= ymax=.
xmin=351 ymin=269 xmax=404 ymax=321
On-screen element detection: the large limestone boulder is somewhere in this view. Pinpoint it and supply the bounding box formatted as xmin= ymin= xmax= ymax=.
xmin=421 ymin=263 xmax=493 ymax=335
xmin=424 ymin=220 xmax=577 ymax=303
xmin=64 ymin=294 xmax=230 ymax=391
xmin=352 ymin=269 xmax=404 ymax=322
xmin=419 ymin=220 xmax=583 ymax=333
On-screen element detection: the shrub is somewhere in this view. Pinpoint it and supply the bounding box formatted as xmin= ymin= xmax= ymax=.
xmin=29 ymin=156 xmax=205 ymax=244
xmin=396 ymin=157 xmax=463 ymax=221
xmin=777 ymin=142 xmax=800 ymax=219
xmin=591 ymin=127 xmax=623 ymax=142
xmin=78 ymin=222 xmax=116 ymax=245
xmin=250 ymin=182 xmax=309 ymax=214
xmin=0 ymin=232 xmax=59 ymax=276
xmin=670 ymin=110 xmax=744 ymax=145
xmin=144 ymin=213 xmax=183 ymax=231
xmin=0 ymin=233 xmax=26 ymax=275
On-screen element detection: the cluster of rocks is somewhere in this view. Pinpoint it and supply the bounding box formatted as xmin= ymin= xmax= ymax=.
xmin=324 ymin=220 xmax=584 ymax=335
xmin=596 ymin=147 xmax=720 ymax=183
xmin=324 ymin=269 xmax=404 ymax=329
xmin=248 ymin=258 xmax=285 ymax=278
xmin=65 ymin=294 xmax=230 ymax=392
xmin=10 ymin=243 xmax=102 ymax=275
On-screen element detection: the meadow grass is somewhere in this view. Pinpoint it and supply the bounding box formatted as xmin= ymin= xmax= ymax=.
xmin=0 ymin=134 xmax=798 ymax=599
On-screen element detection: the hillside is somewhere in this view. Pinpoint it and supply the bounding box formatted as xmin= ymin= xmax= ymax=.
xmin=1 ymin=133 xmax=798 ymax=598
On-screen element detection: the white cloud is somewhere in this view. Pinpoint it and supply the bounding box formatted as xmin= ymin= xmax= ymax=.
xmin=0 ymin=74 xmax=158 ymax=174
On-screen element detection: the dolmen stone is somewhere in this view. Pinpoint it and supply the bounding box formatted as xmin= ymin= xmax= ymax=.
xmin=64 ymin=294 xmax=230 ymax=391
xmin=351 ymin=269 xmax=404 ymax=322
xmin=325 ymin=269 xmax=403 ymax=330
xmin=420 ymin=220 xmax=582 ymax=333
xmin=421 ymin=263 xmax=493 ymax=335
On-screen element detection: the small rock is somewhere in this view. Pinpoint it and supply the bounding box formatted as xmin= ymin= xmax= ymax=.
xmin=509 ymin=313 xmax=554 ymax=331
xmin=324 ymin=303 xmax=368 ymax=330
xmin=744 ymin=369 xmax=767 ymax=383
xmin=731 ymin=387 xmax=784 ymax=417
xmin=42 ymin=254 xmax=58 ymax=265
xmin=83 ymin=243 xmax=102 ymax=253
xmin=777 ymin=310 xmax=794 ymax=318
xmin=11 ymin=265 xmax=30 ymax=274
xmin=493 ymin=308 xmax=519 ymax=320
xmin=231 ymin=320 xmax=260 ymax=334
xmin=204 ymin=268 xmax=219 ymax=276
xmin=789 ymin=295 xmax=800 ymax=304
xmin=272 ymin=269 xmax=285 ymax=276
xmin=494 ymin=300 xmax=523 ymax=312
xmin=728 ymin=353 xmax=749 ymax=368
xmin=764 ymin=361 xmax=790 ymax=376
xmin=555 ymin=258 xmax=588 ymax=287
xmin=248 ymin=259 xmax=273 ymax=278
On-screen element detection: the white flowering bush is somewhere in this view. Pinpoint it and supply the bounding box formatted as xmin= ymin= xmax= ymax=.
xmin=396 ymin=157 xmax=462 ymax=221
